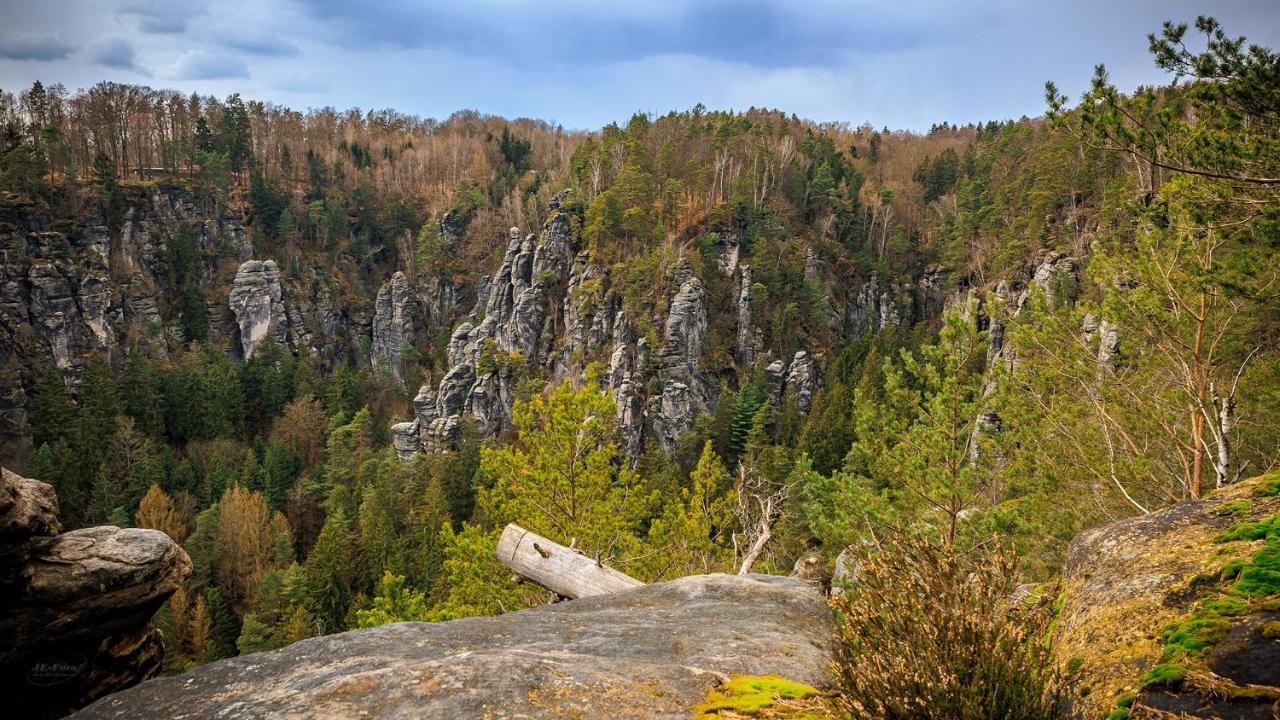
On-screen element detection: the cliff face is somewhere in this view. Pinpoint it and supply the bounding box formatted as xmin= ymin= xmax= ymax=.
xmin=0 ymin=187 xmax=242 ymax=460
xmin=391 ymin=192 xmax=837 ymax=462
xmin=5 ymin=182 xmax=1052 ymax=467
xmin=0 ymin=468 xmax=191 ymax=719
xmin=70 ymin=573 xmax=834 ymax=720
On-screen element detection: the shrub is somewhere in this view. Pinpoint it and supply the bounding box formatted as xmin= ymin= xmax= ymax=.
xmin=829 ymin=535 xmax=1069 ymax=720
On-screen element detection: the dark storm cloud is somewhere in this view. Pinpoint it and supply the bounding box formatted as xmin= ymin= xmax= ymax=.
xmin=0 ymin=32 xmax=75 ymax=61
xmin=92 ymin=37 xmax=146 ymax=73
xmin=218 ymin=33 xmax=300 ymax=58
xmin=296 ymin=0 xmax=975 ymax=67
xmin=120 ymin=0 xmax=207 ymax=34
xmin=172 ymin=50 xmax=250 ymax=80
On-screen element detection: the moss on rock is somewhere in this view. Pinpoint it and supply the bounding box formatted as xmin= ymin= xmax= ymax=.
xmin=694 ymin=674 xmax=834 ymax=719
xmin=1056 ymin=474 xmax=1280 ymax=717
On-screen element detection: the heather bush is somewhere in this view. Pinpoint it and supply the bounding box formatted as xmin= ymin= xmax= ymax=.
xmin=830 ymin=536 xmax=1069 ymax=720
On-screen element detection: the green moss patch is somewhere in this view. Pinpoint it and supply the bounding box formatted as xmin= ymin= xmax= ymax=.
xmin=1105 ymin=691 xmax=1137 ymax=719
xmin=1251 ymin=472 xmax=1280 ymax=497
xmin=1141 ymin=511 xmax=1280 ymax=691
xmin=1214 ymin=514 xmax=1279 ymax=543
xmin=1215 ymin=513 xmax=1280 ymax=598
xmin=694 ymin=675 xmax=832 ymax=719
xmin=1217 ymin=500 xmax=1252 ymax=517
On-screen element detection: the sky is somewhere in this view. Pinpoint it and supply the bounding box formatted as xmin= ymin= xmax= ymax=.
xmin=0 ymin=0 xmax=1277 ymax=132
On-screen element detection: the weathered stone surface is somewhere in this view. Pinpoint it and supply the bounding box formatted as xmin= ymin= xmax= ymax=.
xmin=735 ymin=264 xmax=759 ymax=367
xmin=1057 ymin=475 xmax=1280 ymax=719
xmin=73 ymin=573 xmax=835 ymax=720
xmin=371 ymin=271 xmax=417 ymax=382
xmin=0 ymin=467 xmax=57 ymax=539
xmin=229 ymin=259 xmax=288 ymax=359
xmin=784 ymin=350 xmax=816 ymax=414
xmin=846 ymin=275 xmax=903 ymax=337
xmin=390 ymin=420 xmax=421 ymax=462
xmin=0 ymin=469 xmax=190 ymax=719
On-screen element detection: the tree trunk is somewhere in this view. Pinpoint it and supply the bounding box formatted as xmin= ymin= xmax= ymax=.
xmin=495 ymin=524 xmax=643 ymax=600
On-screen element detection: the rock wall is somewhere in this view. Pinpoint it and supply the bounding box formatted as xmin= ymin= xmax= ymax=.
xmin=370 ymin=271 xmax=417 ymax=381
xmin=0 ymin=468 xmax=190 ymax=719
xmin=392 ymin=192 xmax=842 ymax=462
xmin=71 ymin=574 xmax=835 ymax=720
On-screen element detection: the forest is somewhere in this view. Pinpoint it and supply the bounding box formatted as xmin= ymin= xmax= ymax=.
xmin=1 ymin=15 xmax=1278 ymax=715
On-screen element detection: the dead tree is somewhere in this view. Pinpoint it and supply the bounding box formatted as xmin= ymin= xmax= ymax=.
xmin=495 ymin=524 xmax=643 ymax=600
xmin=732 ymin=462 xmax=790 ymax=575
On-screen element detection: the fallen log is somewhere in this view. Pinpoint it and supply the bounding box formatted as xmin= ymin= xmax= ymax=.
xmin=495 ymin=523 xmax=644 ymax=600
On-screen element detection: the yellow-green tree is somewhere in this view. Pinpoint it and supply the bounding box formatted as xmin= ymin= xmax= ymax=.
xmin=478 ymin=381 xmax=650 ymax=557
xmin=635 ymin=441 xmax=733 ymax=580
xmin=431 ymin=381 xmax=652 ymax=618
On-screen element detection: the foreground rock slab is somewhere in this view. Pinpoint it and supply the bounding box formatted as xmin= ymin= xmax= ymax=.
xmin=73 ymin=573 xmax=835 ymax=720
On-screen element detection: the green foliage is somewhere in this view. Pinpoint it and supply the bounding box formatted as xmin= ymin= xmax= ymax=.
xmin=634 ymin=441 xmax=733 ymax=580
xmin=355 ymin=572 xmax=432 ymax=628
xmin=429 ymin=523 xmax=540 ymax=620
xmin=477 ymin=381 xmax=649 ymax=556
xmin=303 ymin=500 xmax=354 ymax=633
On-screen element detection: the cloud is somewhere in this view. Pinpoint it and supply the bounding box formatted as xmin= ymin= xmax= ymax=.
xmin=170 ymin=50 xmax=249 ymax=80
xmin=296 ymin=0 xmax=982 ymax=68
xmin=0 ymin=32 xmax=75 ymax=61
xmin=92 ymin=37 xmax=146 ymax=74
xmin=120 ymin=0 xmax=206 ymax=34
xmin=218 ymin=32 xmax=299 ymax=57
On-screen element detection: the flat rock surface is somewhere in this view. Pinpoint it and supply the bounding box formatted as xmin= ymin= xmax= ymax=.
xmin=72 ymin=573 xmax=836 ymax=720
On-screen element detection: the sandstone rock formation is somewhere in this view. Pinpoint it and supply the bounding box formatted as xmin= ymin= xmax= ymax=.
xmin=735 ymin=264 xmax=760 ymax=367
xmin=846 ymin=275 xmax=904 ymax=337
xmin=0 ymin=468 xmax=191 ymax=719
xmin=1057 ymin=474 xmax=1280 ymax=718
xmin=371 ymin=271 xmax=418 ymax=382
xmin=393 ymin=193 xmax=729 ymax=463
xmin=72 ymin=573 xmax=834 ymax=720
xmin=229 ymin=259 xmax=288 ymax=359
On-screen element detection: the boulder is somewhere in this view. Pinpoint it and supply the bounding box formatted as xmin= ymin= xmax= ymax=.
xmin=1057 ymin=474 xmax=1280 ymax=718
xmin=72 ymin=574 xmax=835 ymax=720
xmin=0 ymin=469 xmax=190 ymax=719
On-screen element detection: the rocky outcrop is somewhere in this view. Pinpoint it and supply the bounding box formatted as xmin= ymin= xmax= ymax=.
xmin=650 ymin=266 xmax=713 ymax=454
xmin=394 ymin=200 xmax=579 ymax=456
xmin=1057 ymin=474 xmax=1280 ymax=719
xmin=229 ymin=259 xmax=288 ymax=359
xmin=735 ymin=264 xmax=760 ymax=367
xmin=72 ymin=573 xmax=835 ymax=720
xmin=846 ymin=275 xmax=905 ymax=337
xmin=0 ymin=468 xmax=191 ymax=719
xmin=371 ymin=271 xmax=417 ymax=382
xmin=784 ymin=350 xmax=817 ymax=413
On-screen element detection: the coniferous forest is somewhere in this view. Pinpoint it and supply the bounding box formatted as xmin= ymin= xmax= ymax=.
xmin=2 ymin=12 xmax=1279 ymax=720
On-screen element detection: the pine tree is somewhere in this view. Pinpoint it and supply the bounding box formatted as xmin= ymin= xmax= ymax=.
xmin=355 ymin=572 xmax=432 ymax=628
xmin=478 ymin=381 xmax=649 ymax=556
xmin=637 ymin=442 xmax=733 ymax=580
xmin=28 ymin=369 xmax=72 ymax=449
xmin=303 ymin=500 xmax=354 ymax=633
